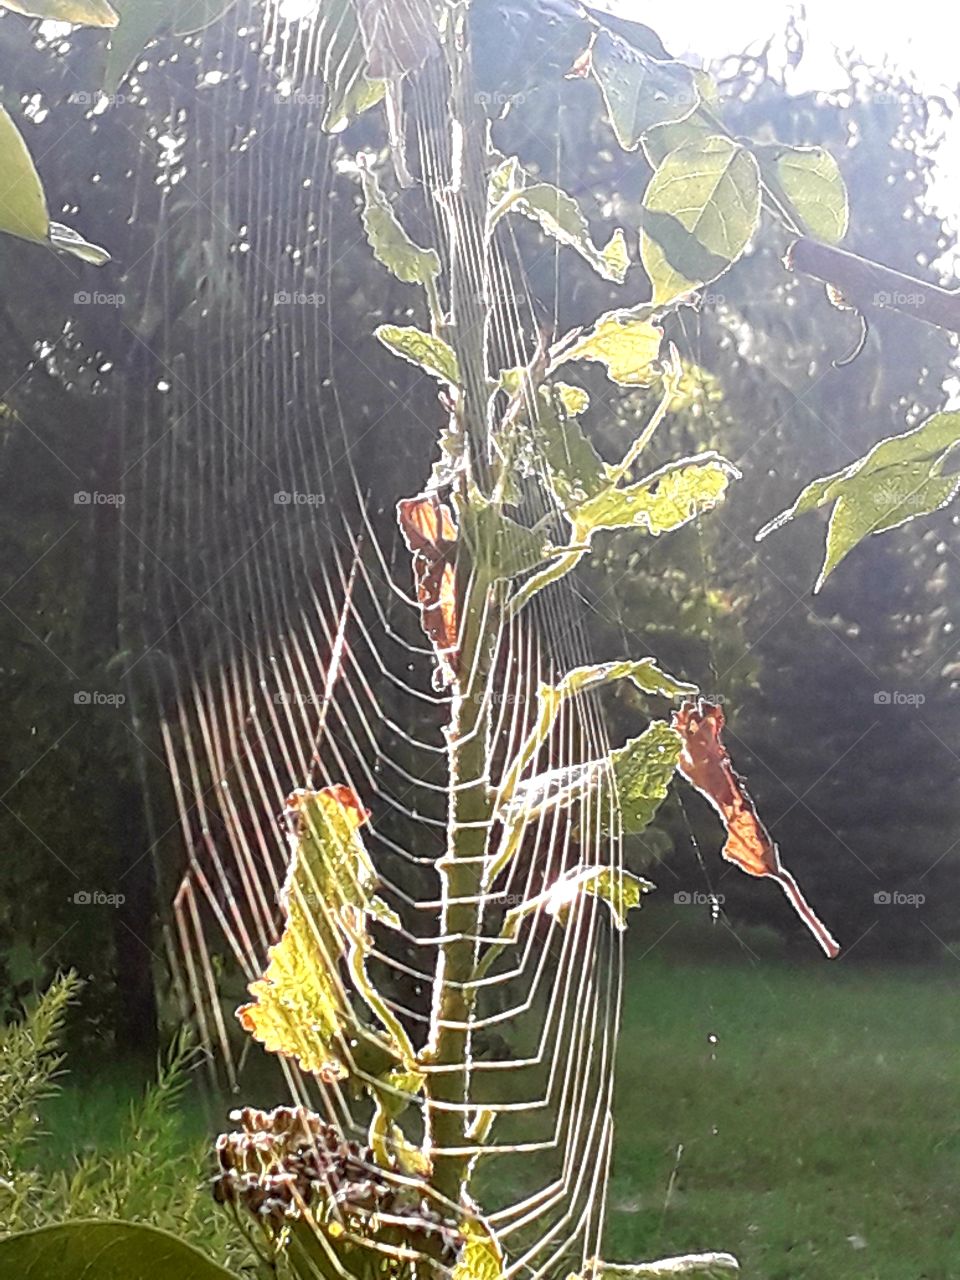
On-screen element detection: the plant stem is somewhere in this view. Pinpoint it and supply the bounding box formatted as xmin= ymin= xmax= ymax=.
xmin=423 ymin=566 xmax=497 ymax=1204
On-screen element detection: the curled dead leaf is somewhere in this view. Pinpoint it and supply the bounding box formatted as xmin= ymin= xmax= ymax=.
xmin=398 ymin=493 xmax=458 ymax=687
xmin=672 ymin=699 xmax=839 ymax=958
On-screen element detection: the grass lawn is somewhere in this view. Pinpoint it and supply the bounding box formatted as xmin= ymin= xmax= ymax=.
xmin=39 ymin=908 xmax=960 ymax=1280
xmin=605 ymin=908 xmax=960 ymax=1280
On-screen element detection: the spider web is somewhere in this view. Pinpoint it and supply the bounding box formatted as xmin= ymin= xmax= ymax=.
xmin=117 ymin=3 xmax=631 ymax=1276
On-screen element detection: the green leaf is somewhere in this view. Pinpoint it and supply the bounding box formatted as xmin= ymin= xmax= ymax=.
xmin=360 ymin=166 xmax=440 ymax=288
xmin=103 ymin=0 xmax=240 ymax=94
xmin=376 ymin=324 xmax=460 ymax=385
xmin=502 ymin=722 xmax=680 ymax=836
xmin=558 ymin=305 xmax=663 ymax=386
xmin=50 ymin=220 xmax=111 ymax=265
xmin=590 ymin=27 xmax=699 ymax=151
xmin=0 ymin=1221 xmax=238 ymax=1280
xmin=574 ymin=1253 xmax=739 ymax=1279
xmin=641 ymin=114 xmax=713 ymax=168
xmin=572 ymin=452 xmax=741 ymax=540
xmin=0 ymin=0 xmax=117 ymax=22
xmin=487 ymin=658 xmax=695 ymax=887
xmin=641 ymin=136 xmax=761 ymax=306
xmin=490 ymin=157 xmax=629 ymax=283
xmin=756 ymin=411 xmax=960 ymax=592
xmin=607 ymin=720 xmax=682 ymax=834
xmin=503 ymin=867 xmax=654 ymax=937
xmin=551 ymin=657 xmax=698 ymax=707
xmin=459 ymin=489 xmax=550 ymax=582
xmin=237 ymin=787 xmax=409 ymax=1080
xmin=525 ymin=384 xmax=609 ymax=508
xmin=753 ymin=143 xmax=848 ymax=243
xmin=0 ymin=106 xmax=49 ymax=245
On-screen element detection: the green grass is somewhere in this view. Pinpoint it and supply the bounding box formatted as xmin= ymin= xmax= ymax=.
xmin=38 ymin=915 xmax=960 ymax=1280
xmin=605 ymin=909 xmax=960 ymax=1280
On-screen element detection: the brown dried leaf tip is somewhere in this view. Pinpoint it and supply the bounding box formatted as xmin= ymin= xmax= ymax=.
xmin=672 ymin=698 xmax=839 ymax=958
xmin=398 ymin=493 xmax=459 ymax=688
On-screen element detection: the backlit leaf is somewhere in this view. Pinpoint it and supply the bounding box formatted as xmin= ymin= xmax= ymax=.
xmin=50 ymin=220 xmax=111 ymax=265
xmin=0 ymin=0 xmax=116 ymax=23
xmin=237 ymin=786 xmax=407 ymax=1078
xmin=550 ymin=657 xmax=698 ymax=707
xmin=641 ymin=114 xmax=712 ymax=168
xmin=558 ymin=305 xmax=663 ymax=386
xmin=756 ymin=411 xmax=960 ymax=591
xmin=607 ymin=720 xmax=683 ymax=834
xmin=0 ymin=105 xmax=48 ymax=245
xmin=376 ymin=324 xmax=460 ymax=385
xmin=490 ymin=156 xmax=629 ymax=283
xmin=753 ymin=143 xmax=848 ymax=243
xmin=590 ymin=27 xmax=699 ymax=151
xmin=360 ymin=166 xmax=440 ymax=288
xmin=103 ymin=0 xmax=241 ymax=94
xmin=572 ymin=452 xmax=741 ymax=540
xmin=641 ymin=136 xmax=761 ymax=306
xmin=398 ymin=493 xmax=458 ymax=687
xmin=672 ymin=699 xmax=839 ymax=958
xmin=318 ymin=0 xmax=386 ymax=131
xmin=451 ymin=1221 xmax=503 ymax=1280
xmin=459 ymin=489 xmax=550 ymax=583
xmin=503 ymin=867 xmax=654 ymax=937
xmin=500 ymin=722 xmax=679 ymax=838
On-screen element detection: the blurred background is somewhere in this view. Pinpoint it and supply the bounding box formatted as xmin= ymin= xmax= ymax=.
xmin=1 ymin=2 xmax=959 ymax=1276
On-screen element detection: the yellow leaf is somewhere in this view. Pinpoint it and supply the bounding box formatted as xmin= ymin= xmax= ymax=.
xmin=237 ymin=785 xmax=404 ymax=1079
xmin=560 ymin=307 xmax=662 ymax=386
xmin=451 ymin=1220 xmax=503 ymax=1280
